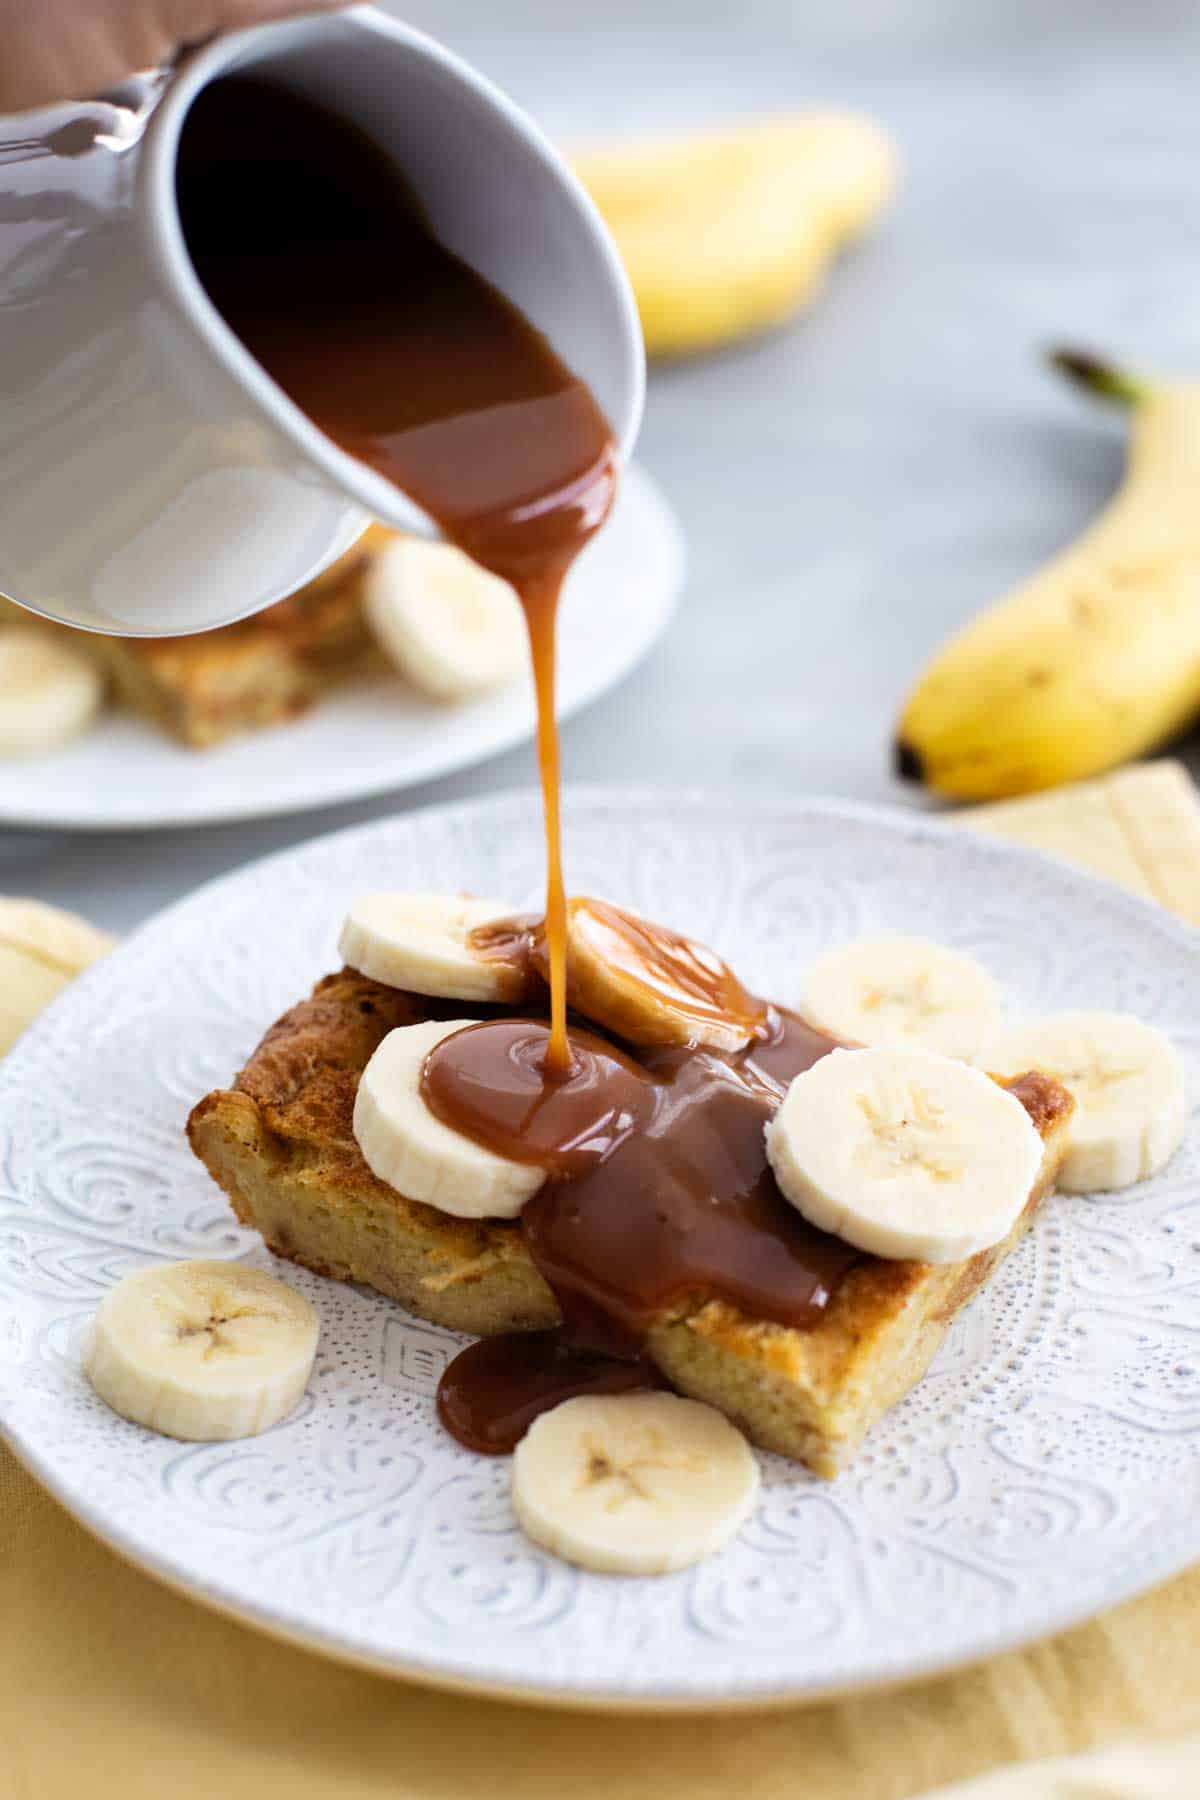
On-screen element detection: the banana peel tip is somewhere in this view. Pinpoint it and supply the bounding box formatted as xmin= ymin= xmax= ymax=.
xmin=893 ymin=738 xmax=925 ymax=784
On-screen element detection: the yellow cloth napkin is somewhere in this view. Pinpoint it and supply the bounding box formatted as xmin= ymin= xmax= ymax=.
xmin=4 ymin=1443 xmax=1199 ymax=1800
xmin=925 ymin=1737 xmax=1200 ymax=1797
xmin=3 ymin=761 xmax=1200 ymax=1800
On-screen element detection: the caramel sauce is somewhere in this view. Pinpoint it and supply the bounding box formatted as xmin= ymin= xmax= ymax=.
xmin=437 ymin=1333 xmax=666 ymax=1456
xmin=422 ymin=977 xmax=859 ymax=1449
xmin=175 ymin=83 xmax=862 ymax=1459
xmin=422 ymin=1019 xmax=655 ymax=1175
xmin=176 ymin=77 xmax=615 ymax=1076
xmin=521 ymin=1029 xmax=858 ymax=1343
xmin=467 ymin=913 xmax=542 ymax=985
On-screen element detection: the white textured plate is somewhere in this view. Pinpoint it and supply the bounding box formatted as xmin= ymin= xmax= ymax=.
xmin=0 ymin=465 xmax=681 ymax=830
xmin=1 ymin=790 xmax=1199 ymax=1709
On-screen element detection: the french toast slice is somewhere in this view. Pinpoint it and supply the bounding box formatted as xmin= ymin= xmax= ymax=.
xmin=0 ymin=525 xmax=391 ymax=748
xmin=187 ymin=968 xmax=1073 ymax=1475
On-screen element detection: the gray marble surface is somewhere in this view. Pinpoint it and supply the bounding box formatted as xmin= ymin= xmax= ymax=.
xmin=10 ymin=16 xmax=1200 ymax=933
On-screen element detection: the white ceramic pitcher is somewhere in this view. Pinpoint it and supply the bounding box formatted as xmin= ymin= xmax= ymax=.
xmin=0 ymin=6 xmax=644 ymax=637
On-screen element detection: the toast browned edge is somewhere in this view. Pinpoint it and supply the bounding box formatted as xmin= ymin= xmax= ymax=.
xmin=187 ymin=968 xmax=1074 ymax=1474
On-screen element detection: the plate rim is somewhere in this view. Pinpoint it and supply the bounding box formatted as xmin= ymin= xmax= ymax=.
xmin=3 ymin=785 xmax=1199 ymax=1709
xmin=2 ymin=1406 xmax=1188 ymax=1717
xmin=0 ymin=463 xmax=683 ymax=833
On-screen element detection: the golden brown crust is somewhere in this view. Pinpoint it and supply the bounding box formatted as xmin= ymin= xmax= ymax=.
xmin=187 ymin=968 xmax=1074 ymax=1473
xmin=190 ymin=969 xmax=527 ymax=1259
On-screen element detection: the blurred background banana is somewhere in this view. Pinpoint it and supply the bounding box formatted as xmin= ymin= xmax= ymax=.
xmin=0 ymin=897 xmax=115 ymax=1053
xmin=896 ymin=355 xmax=1200 ymax=800
xmin=575 ymin=113 xmax=898 ymax=358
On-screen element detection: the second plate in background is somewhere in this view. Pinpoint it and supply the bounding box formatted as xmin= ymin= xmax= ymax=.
xmin=0 ymin=463 xmax=682 ymax=831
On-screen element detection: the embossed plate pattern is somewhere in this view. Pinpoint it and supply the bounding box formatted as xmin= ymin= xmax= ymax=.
xmin=1 ymin=791 xmax=1198 ymax=1708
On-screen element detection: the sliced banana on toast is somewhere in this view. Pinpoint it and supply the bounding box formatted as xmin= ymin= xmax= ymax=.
xmin=799 ymin=935 xmax=1003 ymax=1061
xmin=339 ymin=893 xmax=533 ymax=1003
xmin=980 ymin=1010 xmax=1186 ymax=1192
xmin=85 ymin=1260 xmax=318 ymax=1440
xmin=766 ymin=1045 xmax=1044 ymax=1262
xmin=0 ymin=628 xmax=104 ymax=754
xmin=512 ymin=1392 xmax=759 ymax=1574
xmin=364 ymin=535 xmax=528 ymax=701
xmin=555 ymin=896 xmax=764 ymax=1051
xmin=354 ymin=1019 xmax=544 ymax=1219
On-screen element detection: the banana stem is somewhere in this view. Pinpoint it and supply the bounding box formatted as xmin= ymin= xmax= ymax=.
xmin=1048 ymin=348 xmax=1153 ymax=408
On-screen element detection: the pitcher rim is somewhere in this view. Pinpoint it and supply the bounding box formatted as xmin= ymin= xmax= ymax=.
xmin=137 ymin=6 xmax=645 ymax=528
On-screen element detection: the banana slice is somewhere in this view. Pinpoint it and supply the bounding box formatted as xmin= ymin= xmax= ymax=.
xmin=799 ymin=935 xmax=1003 ymax=1061
xmin=0 ymin=896 xmax=116 ymax=1055
xmin=554 ymin=896 xmax=765 ymax=1051
xmin=354 ymin=1018 xmax=544 ymax=1219
xmin=0 ymin=628 xmax=104 ymax=754
xmin=979 ymin=1011 xmax=1186 ymax=1192
xmin=511 ymin=1392 xmax=759 ymax=1575
xmin=339 ymin=893 xmax=532 ymax=1003
xmin=364 ymin=536 xmax=528 ymax=701
xmin=765 ymin=1046 xmax=1044 ymax=1262
xmin=84 ymin=1260 xmax=318 ymax=1441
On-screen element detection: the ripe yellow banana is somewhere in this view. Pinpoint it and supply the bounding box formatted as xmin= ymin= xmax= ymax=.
xmin=896 ymin=353 xmax=1200 ymax=800
xmin=574 ymin=114 xmax=897 ymax=358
